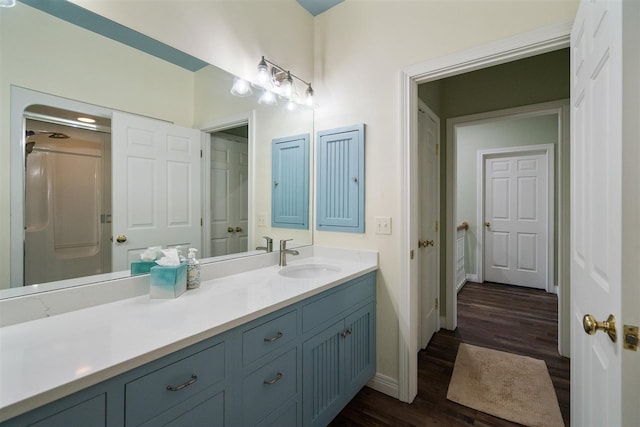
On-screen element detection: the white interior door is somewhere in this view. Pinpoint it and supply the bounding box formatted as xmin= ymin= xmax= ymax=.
xmin=483 ymin=152 xmax=548 ymax=289
xmin=570 ymin=0 xmax=636 ymax=425
xmin=418 ymin=101 xmax=440 ymax=349
xmin=112 ymin=112 xmax=202 ymax=270
xmin=210 ymin=135 xmax=249 ymax=256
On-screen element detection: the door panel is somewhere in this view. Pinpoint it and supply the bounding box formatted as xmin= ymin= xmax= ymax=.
xmin=484 ymin=153 xmax=547 ymax=289
xmin=418 ymin=103 xmax=440 ymax=349
xmin=112 ymin=111 xmax=202 ymax=270
xmin=210 ymin=135 xmax=248 ymax=256
xmin=570 ymin=0 xmax=624 ymax=424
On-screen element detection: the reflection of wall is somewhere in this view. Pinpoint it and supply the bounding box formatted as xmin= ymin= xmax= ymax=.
xmin=456 ymin=114 xmax=559 ymax=278
xmin=71 ymin=0 xmax=315 ymax=89
xmin=0 ymin=3 xmax=195 ymax=288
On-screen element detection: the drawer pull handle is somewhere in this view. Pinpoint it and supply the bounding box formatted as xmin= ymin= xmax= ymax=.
xmin=166 ymin=374 xmax=198 ymax=392
xmin=264 ymin=331 xmax=284 ymax=343
xmin=340 ymin=328 xmax=353 ymax=338
xmin=264 ymin=372 xmax=283 ymax=385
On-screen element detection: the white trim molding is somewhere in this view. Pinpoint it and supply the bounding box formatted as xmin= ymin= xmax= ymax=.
xmin=398 ymin=21 xmax=571 ymax=404
xmin=367 ymin=372 xmax=399 ymax=400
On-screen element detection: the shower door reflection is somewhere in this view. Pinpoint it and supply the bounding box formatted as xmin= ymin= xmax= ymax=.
xmin=24 ymin=117 xmax=112 ymax=285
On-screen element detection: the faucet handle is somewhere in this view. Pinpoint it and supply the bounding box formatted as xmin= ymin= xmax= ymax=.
xmin=262 ymin=236 xmax=273 ymax=242
xmin=279 ymin=238 xmax=293 ymax=250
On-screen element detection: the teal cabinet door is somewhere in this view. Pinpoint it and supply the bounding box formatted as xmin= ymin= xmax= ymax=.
xmin=316 ymin=124 xmax=365 ymax=233
xmin=272 ymin=134 xmax=310 ymax=229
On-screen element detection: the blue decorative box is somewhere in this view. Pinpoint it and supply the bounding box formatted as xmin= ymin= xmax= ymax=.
xmin=149 ymin=263 xmax=187 ymax=299
xmin=131 ymin=260 xmax=157 ymax=276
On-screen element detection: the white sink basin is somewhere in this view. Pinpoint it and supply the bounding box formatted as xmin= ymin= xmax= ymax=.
xmin=278 ymin=263 xmax=341 ymax=279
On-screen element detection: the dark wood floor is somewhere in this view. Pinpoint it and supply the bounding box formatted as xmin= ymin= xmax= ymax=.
xmin=329 ymin=281 xmax=570 ymax=426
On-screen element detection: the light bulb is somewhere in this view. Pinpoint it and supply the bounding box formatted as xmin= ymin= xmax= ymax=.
xmin=305 ymin=84 xmax=314 ymax=106
xmin=258 ymin=89 xmax=277 ymax=106
xmin=230 ymin=78 xmax=253 ymax=97
xmin=257 ymin=57 xmax=269 ymax=85
xmin=286 ymin=99 xmax=296 ymax=111
xmin=0 ymin=0 xmax=16 ymax=7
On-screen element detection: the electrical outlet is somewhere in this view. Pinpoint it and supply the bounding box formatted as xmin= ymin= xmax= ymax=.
xmin=257 ymin=214 xmax=267 ymax=226
xmin=375 ymin=216 xmax=392 ymax=235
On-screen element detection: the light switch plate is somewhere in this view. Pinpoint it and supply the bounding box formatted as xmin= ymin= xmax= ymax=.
xmin=257 ymin=214 xmax=267 ymax=226
xmin=375 ymin=216 xmax=392 ymax=235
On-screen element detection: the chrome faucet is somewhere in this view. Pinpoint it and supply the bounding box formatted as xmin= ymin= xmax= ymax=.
xmin=256 ymin=236 xmax=273 ymax=253
xmin=279 ymin=239 xmax=299 ymax=267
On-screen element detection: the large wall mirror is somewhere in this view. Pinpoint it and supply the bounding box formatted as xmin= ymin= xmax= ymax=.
xmin=1 ymin=1 xmax=313 ymax=298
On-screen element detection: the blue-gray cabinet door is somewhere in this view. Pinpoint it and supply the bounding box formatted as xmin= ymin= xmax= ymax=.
xmin=316 ymin=124 xmax=365 ymax=232
xmin=302 ymin=320 xmax=345 ymax=427
xmin=344 ymin=302 xmax=375 ymax=398
xmin=271 ymin=134 xmax=310 ymax=229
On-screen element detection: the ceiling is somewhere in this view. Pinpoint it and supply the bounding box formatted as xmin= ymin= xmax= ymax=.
xmin=296 ymin=0 xmax=344 ymax=16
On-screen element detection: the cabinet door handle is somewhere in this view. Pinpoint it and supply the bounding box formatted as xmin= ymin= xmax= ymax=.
xmin=340 ymin=328 xmax=353 ymax=338
xmin=263 ymin=372 xmax=283 ymax=385
xmin=264 ymin=331 xmax=284 ymax=342
xmin=166 ymin=374 xmax=198 ymax=392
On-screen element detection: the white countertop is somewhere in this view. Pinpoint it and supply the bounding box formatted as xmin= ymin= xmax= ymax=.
xmin=0 ymin=248 xmax=377 ymax=423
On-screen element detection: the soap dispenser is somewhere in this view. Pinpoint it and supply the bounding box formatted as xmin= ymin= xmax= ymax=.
xmin=186 ymin=248 xmax=201 ymax=289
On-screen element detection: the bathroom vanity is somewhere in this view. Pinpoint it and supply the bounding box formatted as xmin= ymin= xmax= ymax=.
xmin=0 ymin=247 xmax=377 ymax=426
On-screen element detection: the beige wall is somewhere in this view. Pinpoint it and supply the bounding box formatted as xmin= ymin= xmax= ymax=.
xmin=313 ymin=0 xmax=578 ymax=387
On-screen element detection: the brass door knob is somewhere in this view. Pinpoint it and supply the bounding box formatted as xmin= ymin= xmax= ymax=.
xmin=583 ymin=313 xmax=617 ymax=342
xmin=484 ymin=221 xmax=491 ymax=228
xmin=235 ymin=226 xmax=242 ymax=232
xmin=115 ymin=234 xmax=127 ymax=244
xmin=418 ymin=240 xmax=435 ymax=248
xmin=227 ymin=227 xmax=234 ymax=233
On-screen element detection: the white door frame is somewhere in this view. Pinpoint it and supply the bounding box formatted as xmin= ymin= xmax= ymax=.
xmin=476 ymin=143 xmax=555 ymax=292
xmin=398 ymin=21 xmax=572 ymax=403
xmin=200 ymin=111 xmax=255 ymax=258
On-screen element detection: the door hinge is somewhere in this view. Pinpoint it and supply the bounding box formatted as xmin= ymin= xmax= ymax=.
xmin=435 ymin=144 xmax=439 ymax=156
xmin=200 ymin=218 xmax=203 ymax=227
xmin=200 ymin=149 xmax=203 ymax=158
xmin=434 ymin=221 xmax=439 ymax=232
xmin=410 ymin=250 xmax=415 ymax=260
xmin=435 ymin=298 xmax=439 ymax=310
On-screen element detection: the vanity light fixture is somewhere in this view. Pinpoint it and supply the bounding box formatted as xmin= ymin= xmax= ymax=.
xmin=231 ymin=56 xmax=314 ymax=108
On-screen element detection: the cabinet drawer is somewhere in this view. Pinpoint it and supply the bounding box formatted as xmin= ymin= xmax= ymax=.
xmin=242 ymin=348 xmax=298 ymax=426
xmin=303 ymin=272 xmax=374 ymax=333
xmin=125 ymin=342 xmax=225 ymax=426
xmin=242 ymin=309 xmax=297 ymax=366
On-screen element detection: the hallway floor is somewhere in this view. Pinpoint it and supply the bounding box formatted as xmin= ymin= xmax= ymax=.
xmin=329 ymin=281 xmax=570 ymax=426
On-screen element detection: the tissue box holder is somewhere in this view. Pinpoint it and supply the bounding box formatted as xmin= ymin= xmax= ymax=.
xmin=131 ymin=260 xmax=157 ymax=276
xmin=150 ymin=263 xmax=187 ymax=299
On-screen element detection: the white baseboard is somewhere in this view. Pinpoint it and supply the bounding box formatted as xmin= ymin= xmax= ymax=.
xmin=466 ymin=274 xmax=479 ymax=283
xmin=367 ymin=372 xmax=399 ymax=399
